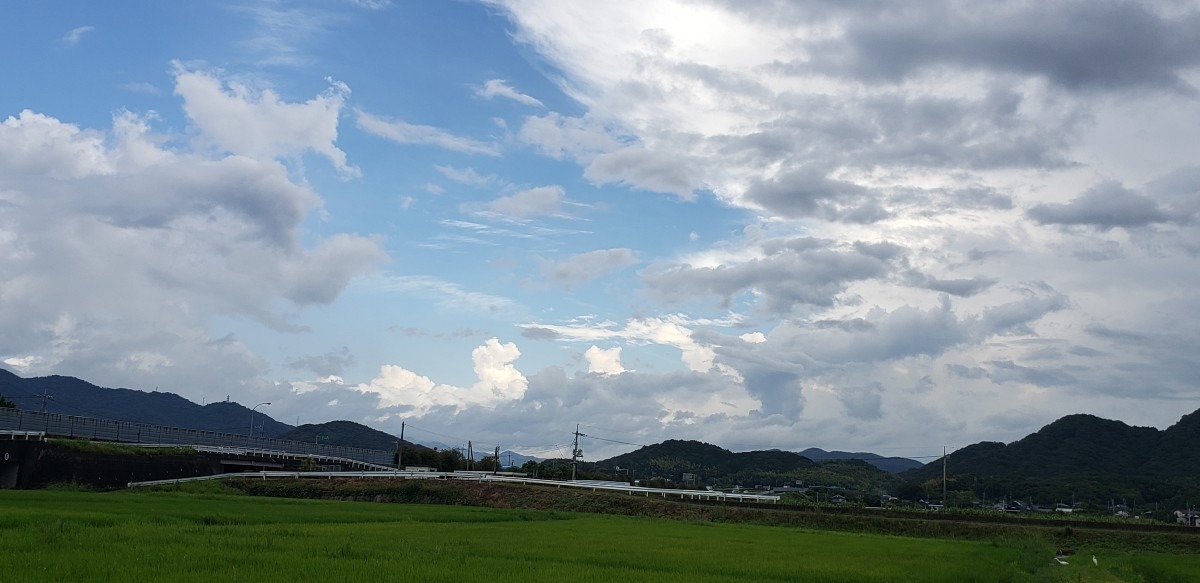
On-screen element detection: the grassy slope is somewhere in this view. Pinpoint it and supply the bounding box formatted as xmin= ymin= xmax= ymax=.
xmin=2 ymin=488 xmax=1198 ymax=582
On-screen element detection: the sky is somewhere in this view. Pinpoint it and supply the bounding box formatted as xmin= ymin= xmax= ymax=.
xmin=2 ymin=0 xmax=1200 ymax=461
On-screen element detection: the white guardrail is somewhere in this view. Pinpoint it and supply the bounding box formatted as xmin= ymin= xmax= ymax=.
xmin=126 ymin=471 xmax=781 ymax=503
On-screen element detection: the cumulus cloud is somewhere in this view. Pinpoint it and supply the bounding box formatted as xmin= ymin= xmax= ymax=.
xmin=584 ymin=345 xmax=625 ymax=375
xmin=488 ymin=0 xmax=1089 ymax=217
xmin=354 ymin=338 xmax=527 ymax=412
xmin=173 ymin=64 xmax=359 ymax=177
xmin=524 ymin=315 xmax=716 ymax=373
xmin=0 ymin=75 xmax=383 ymax=399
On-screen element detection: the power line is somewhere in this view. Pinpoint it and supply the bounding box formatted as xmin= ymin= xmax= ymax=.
xmin=580 ymin=433 xmax=645 ymax=448
xmin=402 ymin=422 xmax=468 ymax=444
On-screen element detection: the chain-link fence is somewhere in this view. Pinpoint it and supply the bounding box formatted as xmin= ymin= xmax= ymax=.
xmin=0 ymin=408 xmax=393 ymax=466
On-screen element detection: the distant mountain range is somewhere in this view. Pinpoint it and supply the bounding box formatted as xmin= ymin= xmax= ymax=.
xmin=0 ymin=369 xmax=292 ymax=437
xmin=279 ymin=421 xmax=425 ymax=453
xmin=900 ymin=411 xmax=1200 ymax=506
xmin=0 ymin=369 xmax=535 ymax=464
xmin=6 ymin=368 xmax=1198 ymax=505
xmin=798 ymin=448 xmax=922 ymax=473
xmin=595 ymin=439 xmax=899 ymax=491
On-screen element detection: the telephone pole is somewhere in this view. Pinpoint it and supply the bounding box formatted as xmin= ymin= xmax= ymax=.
xmin=942 ymin=445 xmax=948 ymax=507
xmin=398 ymin=422 xmax=405 ymax=469
xmin=493 ymin=445 xmax=500 ymax=475
xmin=571 ymin=424 xmax=582 ymax=481
xmin=37 ymin=389 xmax=54 ymax=413
xmin=467 ymin=441 xmax=473 ymax=470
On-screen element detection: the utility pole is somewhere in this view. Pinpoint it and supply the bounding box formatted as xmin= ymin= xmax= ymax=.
xmin=571 ymin=424 xmax=582 ymax=481
xmin=467 ymin=441 xmax=473 ymax=470
xmin=493 ymin=445 xmax=500 ymax=475
xmin=37 ymin=389 xmax=54 ymax=413
xmin=942 ymin=445 xmax=947 ymax=507
xmin=398 ymin=421 xmax=405 ymax=469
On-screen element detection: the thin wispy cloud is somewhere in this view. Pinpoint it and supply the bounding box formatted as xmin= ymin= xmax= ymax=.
xmin=61 ymin=26 xmax=94 ymax=46
xmin=368 ymin=275 xmax=519 ymax=315
xmin=356 ymin=110 xmax=501 ymax=156
xmin=475 ymin=79 xmax=543 ymax=107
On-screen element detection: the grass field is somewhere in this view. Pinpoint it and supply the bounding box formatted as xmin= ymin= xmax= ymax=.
xmin=1 ymin=487 xmax=1197 ymax=582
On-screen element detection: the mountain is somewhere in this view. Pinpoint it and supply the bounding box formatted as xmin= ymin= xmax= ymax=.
xmin=498 ymin=451 xmax=542 ymax=467
xmin=903 ymin=414 xmax=1162 ymax=482
xmin=278 ymin=421 xmax=427 ymax=453
xmin=799 ymin=448 xmax=922 ymax=473
xmin=596 ymin=439 xmax=898 ymax=492
xmin=409 ymin=440 xmax=541 ymax=467
xmin=899 ymin=411 xmax=1200 ymax=507
xmin=0 ymin=369 xmax=292 ymax=437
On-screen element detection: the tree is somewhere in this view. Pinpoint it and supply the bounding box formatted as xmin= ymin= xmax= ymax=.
xmin=0 ymin=394 xmax=14 ymax=409
xmin=435 ymin=448 xmax=466 ymax=472
xmin=478 ymin=455 xmax=499 ymax=472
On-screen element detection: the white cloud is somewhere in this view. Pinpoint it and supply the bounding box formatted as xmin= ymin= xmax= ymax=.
xmin=61 ymin=26 xmax=95 ymax=46
xmin=356 ymin=110 xmax=501 ymax=156
xmin=477 ymin=185 xmax=566 ymax=220
xmin=367 ymin=275 xmax=518 ymax=315
xmin=355 ymin=338 xmax=527 ymax=412
xmin=346 ymin=0 xmax=391 ymax=9
xmin=518 ymin=112 xmax=623 ymax=162
xmin=584 ymin=345 xmax=625 ymax=375
xmin=0 ymin=85 xmax=382 ymax=400
xmin=476 ymin=79 xmax=544 ymax=107
xmin=121 ymin=82 xmax=161 ymax=95
xmin=435 ymin=165 xmax=501 ymax=187
xmin=173 ymin=64 xmax=359 ymax=177
xmin=525 ymin=315 xmax=715 ymax=373
xmin=2 ymin=356 xmax=38 ymax=372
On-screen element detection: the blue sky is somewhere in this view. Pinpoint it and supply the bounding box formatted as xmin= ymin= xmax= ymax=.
xmin=3 ymin=0 xmax=1200 ymax=459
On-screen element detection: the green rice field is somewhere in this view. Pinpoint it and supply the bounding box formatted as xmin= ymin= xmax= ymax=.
xmin=1 ymin=488 xmax=1196 ymax=582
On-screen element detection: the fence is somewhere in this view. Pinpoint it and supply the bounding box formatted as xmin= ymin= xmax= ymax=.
xmin=0 ymin=408 xmax=393 ymax=466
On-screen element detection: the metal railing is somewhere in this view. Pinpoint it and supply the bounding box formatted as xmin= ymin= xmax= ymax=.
xmin=0 ymin=408 xmax=393 ymax=466
xmin=126 ymin=470 xmax=781 ymax=503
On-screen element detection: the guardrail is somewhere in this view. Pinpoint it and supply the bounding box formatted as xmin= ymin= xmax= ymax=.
xmin=127 ymin=470 xmax=781 ymax=503
xmin=0 ymin=408 xmax=394 ymax=466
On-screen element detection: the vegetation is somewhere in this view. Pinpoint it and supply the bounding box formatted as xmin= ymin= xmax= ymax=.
xmin=0 ymin=369 xmax=291 ymax=436
xmin=0 ymin=393 xmax=14 ymax=409
xmin=46 ymin=438 xmax=195 ymax=456
xmin=529 ymin=439 xmax=904 ymax=499
xmin=224 ymin=478 xmax=1200 ymax=554
xmin=13 ymin=488 xmax=1197 ymax=582
xmin=799 ymin=447 xmax=923 ymax=473
xmin=900 ymin=412 xmax=1200 ymax=511
xmin=278 ymin=420 xmax=426 ymax=453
